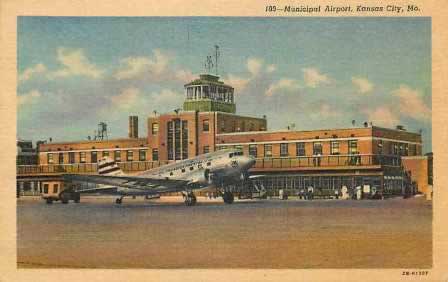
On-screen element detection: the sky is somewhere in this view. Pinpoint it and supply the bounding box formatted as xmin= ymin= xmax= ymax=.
xmin=17 ymin=17 xmax=432 ymax=152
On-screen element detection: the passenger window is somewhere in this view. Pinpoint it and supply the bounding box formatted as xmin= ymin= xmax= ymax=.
xmin=181 ymin=168 xmax=185 ymax=173
xmin=189 ymin=166 xmax=194 ymax=171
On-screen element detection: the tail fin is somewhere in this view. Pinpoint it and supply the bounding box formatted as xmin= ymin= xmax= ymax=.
xmin=98 ymin=157 xmax=124 ymax=176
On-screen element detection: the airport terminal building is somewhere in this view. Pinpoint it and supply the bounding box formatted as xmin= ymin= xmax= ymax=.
xmin=17 ymin=73 xmax=432 ymax=198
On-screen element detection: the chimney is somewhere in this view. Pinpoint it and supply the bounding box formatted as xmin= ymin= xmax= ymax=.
xmin=129 ymin=116 xmax=138 ymax=138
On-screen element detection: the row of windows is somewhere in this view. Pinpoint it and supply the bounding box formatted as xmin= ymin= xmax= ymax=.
xmin=169 ymin=160 xmax=212 ymax=176
xmin=153 ymin=119 xmax=261 ymax=135
xmin=245 ymin=141 xmax=359 ymax=158
xmin=377 ymin=140 xmax=414 ymax=156
xmin=47 ymin=149 xmax=148 ymax=164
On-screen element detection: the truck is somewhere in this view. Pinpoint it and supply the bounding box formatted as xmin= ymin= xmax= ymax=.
xmin=41 ymin=180 xmax=80 ymax=204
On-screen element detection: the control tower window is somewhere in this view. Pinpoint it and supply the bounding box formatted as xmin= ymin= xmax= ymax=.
xmin=203 ymin=86 xmax=209 ymax=98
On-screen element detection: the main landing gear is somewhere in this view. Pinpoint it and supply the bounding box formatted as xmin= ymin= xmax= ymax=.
xmin=222 ymin=191 xmax=234 ymax=204
xmin=183 ymin=192 xmax=197 ymax=206
xmin=115 ymin=197 xmax=124 ymax=204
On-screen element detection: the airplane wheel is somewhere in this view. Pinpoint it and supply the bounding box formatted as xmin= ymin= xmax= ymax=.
xmin=61 ymin=199 xmax=69 ymax=204
xmin=46 ymin=198 xmax=53 ymax=204
xmin=115 ymin=198 xmax=122 ymax=204
xmin=223 ymin=192 xmax=234 ymax=204
xmin=184 ymin=193 xmax=196 ymax=206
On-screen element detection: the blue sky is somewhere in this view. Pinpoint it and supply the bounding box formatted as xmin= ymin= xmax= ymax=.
xmin=17 ymin=17 xmax=432 ymax=152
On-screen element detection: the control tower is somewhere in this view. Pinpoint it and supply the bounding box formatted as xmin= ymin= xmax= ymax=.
xmin=183 ymin=74 xmax=236 ymax=113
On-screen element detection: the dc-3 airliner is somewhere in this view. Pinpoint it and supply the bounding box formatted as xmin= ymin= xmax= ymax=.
xmin=62 ymin=149 xmax=261 ymax=206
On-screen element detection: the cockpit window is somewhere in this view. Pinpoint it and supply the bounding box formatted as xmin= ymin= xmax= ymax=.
xmin=229 ymin=153 xmax=233 ymax=158
xmin=231 ymin=151 xmax=243 ymax=157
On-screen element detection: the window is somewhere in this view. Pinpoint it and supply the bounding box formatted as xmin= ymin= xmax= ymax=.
xmin=249 ymin=145 xmax=257 ymax=157
xmin=280 ymin=143 xmax=288 ymax=157
xmin=313 ymin=142 xmax=322 ymax=155
xmin=391 ymin=143 xmax=398 ymax=155
xmin=152 ymin=123 xmax=159 ymax=135
xmin=47 ymin=153 xmax=54 ymax=164
xmin=58 ymin=153 xmax=64 ymax=164
xmin=203 ymin=145 xmax=210 ymax=154
xmin=114 ymin=150 xmax=121 ymax=162
xmin=91 ymin=151 xmax=97 ymax=163
xmin=189 ymin=166 xmax=194 ymax=171
xmin=69 ymin=152 xmax=75 ymax=164
xmin=296 ymin=142 xmax=305 ymax=156
xmin=126 ymin=150 xmax=134 ymax=161
xmin=203 ymin=120 xmax=209 ymax=132
xmin=79 ymin=152 xmax=86 ymax=163
xmin=264 ymin=144 xmax=272 ymax=157
xmin=220 ymin=120 xmax=225 ymax=132
xmin=399 ymin=144 xmax=404 ymax=156
xmin=43 ymin=184 xmax=49 ymax=194
xmin=152 ymin=149 xmax=159 ymax=161
xmin=139 ymin=149 xmax=147 ymax=161
xmin=349 ymin=140 xmax=358 ymax=155
xmin=53 ymin=184 xmax=59 ymax=194
xmin=377 ymin=140 xmax=383 ymax=154
xmin=330 ymin=141 xmax=340 ymax=155
xmin=181 ymin=168 xmax=185 ymax=173
xmin=103 ymin=151 xmax=109 ymax=158
xmin=182 ymin=120 xmax=189 ymax=160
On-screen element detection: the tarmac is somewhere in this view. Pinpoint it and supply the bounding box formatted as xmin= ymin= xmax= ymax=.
xmin=17 ymin=195 xmax=432 ymax=269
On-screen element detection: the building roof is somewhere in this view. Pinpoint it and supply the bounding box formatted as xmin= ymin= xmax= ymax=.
xmin=184 ymin=74 xmax=233 ymax=89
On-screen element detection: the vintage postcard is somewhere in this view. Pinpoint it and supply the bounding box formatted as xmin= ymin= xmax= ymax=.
xmin=1 ymin=0 xmax=447 ymax=281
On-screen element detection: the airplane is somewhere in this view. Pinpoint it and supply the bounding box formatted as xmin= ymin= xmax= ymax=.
xmin=61 ymin=149 xmax=256 ymax=206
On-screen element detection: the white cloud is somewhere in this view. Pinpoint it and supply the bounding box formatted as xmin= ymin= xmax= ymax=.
xmin=313 ymin=103 xmax=342 ymax=119
xmin=175 ymin=69 xmax=196 ymax=83
xmin=302 ymin=68 xmax=330 ymax=88
xmin=352 ymin=77 xmax=373 ymax=94
xmin=266 ymin=64 xmax=276 ymax=73
xmin=49 ymin=48 xmax=104 ymax=79
xmin=225 ymin=74 xmax=250 ymax=93
xmin=363 ymin=106 xmax=400 ymax=128
xmin=19 ymin=63 xmax=47 ymax=82
xmin=114 ymin=49 xmax=169 ymax=80
xmin=17 ymin=90 xmax=42 ymax=106
xmin=393 ymin=85 xmax=431 ymax=122
xmin=265 ymin=78 xmax=300 ymax=97
xmin=247 ymin=58 xmax=263 ymax=76
xmin=110 ymin=87 xmax=140 ymax=109
xmin=151 ymin=89 xmax=183 ymax=107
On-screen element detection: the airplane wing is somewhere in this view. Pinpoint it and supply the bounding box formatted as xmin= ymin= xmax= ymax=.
xmin=63 ymin=174 xmax=189 ymax=193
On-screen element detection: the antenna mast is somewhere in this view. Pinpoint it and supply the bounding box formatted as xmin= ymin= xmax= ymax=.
xmin=214 ymin=45 xmax=220 ymax=76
